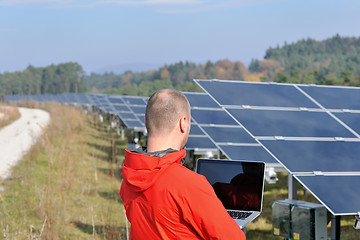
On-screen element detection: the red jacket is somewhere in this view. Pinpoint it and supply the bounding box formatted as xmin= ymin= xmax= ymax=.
xmin=120 ymin=149 xmax=246 ymax=239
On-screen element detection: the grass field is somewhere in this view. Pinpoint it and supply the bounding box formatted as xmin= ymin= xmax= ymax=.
xmin=0 ymin=104 xmax=359 ymax=239
xmin=0 ymin=104 xmax=20 ymax=129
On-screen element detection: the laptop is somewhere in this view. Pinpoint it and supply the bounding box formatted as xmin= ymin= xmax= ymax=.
xmin=196 ymin=159 xmax=265 ymax=228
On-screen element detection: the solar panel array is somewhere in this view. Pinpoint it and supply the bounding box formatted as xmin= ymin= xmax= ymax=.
xmin=5 ymin=92 xmax=220 ymax=152
xmin=184 ymin=92 xmax=279 ymax=166
xmin=195 ymin=79 xmax=360 ymax=216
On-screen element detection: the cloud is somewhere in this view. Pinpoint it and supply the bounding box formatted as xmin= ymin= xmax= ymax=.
xmin=0 ymin=0 xmax=282 ymax=12
xmin=0 ymin=0 xmax=202 ymax=7
xmin=156 ymin=0 xmax=285 ymax=14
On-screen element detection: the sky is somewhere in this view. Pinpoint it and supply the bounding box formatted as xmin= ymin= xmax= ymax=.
xmin=0 ymin=0 xmax=360 ymax=74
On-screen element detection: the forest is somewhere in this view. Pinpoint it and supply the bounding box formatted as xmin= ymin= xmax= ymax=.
xmin=0 ymin=62 xmax=87 ymax=97
xmin=250 ymin=34 xmax=360 ymax=85
xmin=1 ymin=35 xmax=360 ymax=97
xmin=86 ymin=35 xmax=360 ymax=95
xmin=85 ymin=59 xmax=252 ymax=95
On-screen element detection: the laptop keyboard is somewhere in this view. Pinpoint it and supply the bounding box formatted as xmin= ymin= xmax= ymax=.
xmin=227 ymin=210 xmax=252 ymax=220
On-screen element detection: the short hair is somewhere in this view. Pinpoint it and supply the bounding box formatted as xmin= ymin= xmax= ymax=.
xmin=145 ymin=89 xmax=190 ymax=136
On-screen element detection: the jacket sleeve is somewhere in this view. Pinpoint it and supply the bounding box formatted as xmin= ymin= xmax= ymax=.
xmin=181 ymin=174 xmax=246 ymax=240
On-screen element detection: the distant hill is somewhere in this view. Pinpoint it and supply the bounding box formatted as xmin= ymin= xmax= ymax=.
xmin=84 ymin=59 xmax=255 ymax=96
xmin=0 ymin=62 xmax=87 ymax=96
xmin=249 ymin=34 xmax=360 ymax=86
xmin=92 ymin=62 xmax=164 ymax=75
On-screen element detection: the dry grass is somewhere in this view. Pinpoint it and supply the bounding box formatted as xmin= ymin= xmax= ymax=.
xmin=0 ymin=104 xmax=21 ymax=129
xmin=0 ymin=102 xmax=128 ymax=239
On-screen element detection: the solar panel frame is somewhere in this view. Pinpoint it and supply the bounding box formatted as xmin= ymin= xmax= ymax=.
xmin=260 ymin=140 xmax=360 ymax=174
xmin=185 ymin=136 xmax=217 ymax=150
xmin=299 ymin=84 xmax=360 ymax=111
xmin=226 ymin=108 xmax=357 ymax=139
xmin=218 ymin=145 xmax=279 ymax=164
xmin=191 ymin=108 xmax=239 ymax=126
xmin=194 ymin=79 xmax=320 ymax=109
xmin=183 ymin=92 xmax=221 ymax=109
xmin=200 ymin=126 xmax=257 ymax=144
xmin=122 ymin=96 xmax=147 ymax=105
xmin=295 ymin=175 xmax=360 ymax=216
xmin=333 ymin=112 xmax=360 ymax=137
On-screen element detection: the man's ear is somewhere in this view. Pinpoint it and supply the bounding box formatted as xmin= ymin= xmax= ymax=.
xmin=179 ymin=116 xmax=187 ymax=133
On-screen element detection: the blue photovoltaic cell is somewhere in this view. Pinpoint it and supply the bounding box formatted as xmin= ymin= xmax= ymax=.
xmin=63 ymin=93 xmax=77 ymax=103
xmin=333 ymin=112 xmax=360 ymax=136
xmin=108 ymin=97 xmax=125 ymax=104
xmin=295 ymin=175 xmax=360 ymax=215
xmin=123 ymin=119 xmax=144 ymax=128
xmin=260 ymin=140 xmax=360 ymax=173
xmin=184 ymin=92 xmax=220 ymax=109
xmin=114 ymin=105 xmax=131 ymax=112
xmin=227 ymin=109 xmax=356 ymax=138
xmin=190 ymin=124 xmax=204 ymax=136
xmin=191 ymin=109 xmax=238 ymax=125
xmin=219 ymin=145 xmax=278 ymax=163
xmin=130 ymin=106 xmax=146 ymax=114
xmin=76 ymin=94 xmax=91 ymax=104
xmin=103 ymin=106 xmax=114 ymax=112
xmin=300 ymin=85 xmax=360 ymax=110
xmin=122 ymin=96 xmax=147 ymax=105
xmin=196 ymin=80 xmax=318 ymax=108
xmin=201 ymin=126 xmax=256 ymax=143
xmin=118 ymin=112 xmax=137 ymax=120
xmin=185 ymin=136 xmax=217 ymax=150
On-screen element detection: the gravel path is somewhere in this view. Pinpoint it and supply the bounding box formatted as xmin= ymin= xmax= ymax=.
xmin=0 ymin=107 xmax=50 ymax=180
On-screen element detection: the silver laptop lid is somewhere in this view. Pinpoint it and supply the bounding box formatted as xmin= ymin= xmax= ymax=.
xmin=196 ymin=159 xmax=265 ymax=212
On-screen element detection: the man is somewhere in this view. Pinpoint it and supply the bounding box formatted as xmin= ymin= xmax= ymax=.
xmin=120 ymin=89 xmax=246 ymax=239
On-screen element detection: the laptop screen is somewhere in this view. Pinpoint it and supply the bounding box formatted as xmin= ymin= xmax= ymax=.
xmin=196 ymin=159 xmax=265 ymax=211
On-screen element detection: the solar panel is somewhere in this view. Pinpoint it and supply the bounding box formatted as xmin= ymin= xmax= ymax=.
xmin=76 ymin=94 xmax=92 ymax=105
xmin=118 ymin=112 xmax=137 ymax=120
xmin=63 ymin=93 xmax=78 ymax=103
xmin=108 ymin=96 xmax=125 ymax=104
xmin=130 ymin=106 xmax=146 ymax=114
xmin=195 ymin=79 xmax=319 ymax=108
xmin=227 ymin=109 xmax=357 ymax=138
xmin=200 ymin=126 xmax=257 ymax=144
xmin=183 ymin=92 xmax=220 ymax=109
xmin=191 ymin=109 xmax=238 ymax=125
xmin=183 ymin=92 xmax=229 ymax=151
xmin=260 ymin=140 xmax=360 ymax=173
xmin=122 ymin=119 xmax=144 ymax=128
xmin=122 ymin=96 xmax=147 ymax=105
xmin=299 ymin=85 xmax=360 ymax=111
xmin=295 ymin=175 xmax=360 ymax=215
xmin=189 ymin=123 xmax=204 ymax=136
xmin=185 ymin=136 xmax=217 ymax=150
xmin=219 ymin=145 xmax=278 ymax=164
xmin=333 ymin=112 xmax=360 ymax=136
xmin=113 ymin=105 xmax=131 ymax=112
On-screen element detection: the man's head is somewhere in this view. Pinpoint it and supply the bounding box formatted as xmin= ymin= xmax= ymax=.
xmin=145 ymin=89 xmax=191 ymax=151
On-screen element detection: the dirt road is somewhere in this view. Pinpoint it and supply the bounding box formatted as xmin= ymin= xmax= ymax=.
xmin=0 ymin=107 xmax=50 ymax=180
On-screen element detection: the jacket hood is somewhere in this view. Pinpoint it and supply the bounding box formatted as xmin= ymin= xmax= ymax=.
xmin=122 ymin=149 xmax=186 ymax=192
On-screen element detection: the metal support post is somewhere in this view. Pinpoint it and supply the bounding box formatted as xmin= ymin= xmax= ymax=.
xmin=116 ymin=124 xmax=120 ymax=136
xmin=331 ymin=215 xmax=341 ymax=240
xmin=121 ymin=127 xmax=125 ymax=140
xmin=288 ymin=173 xmax=297 ymax=200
